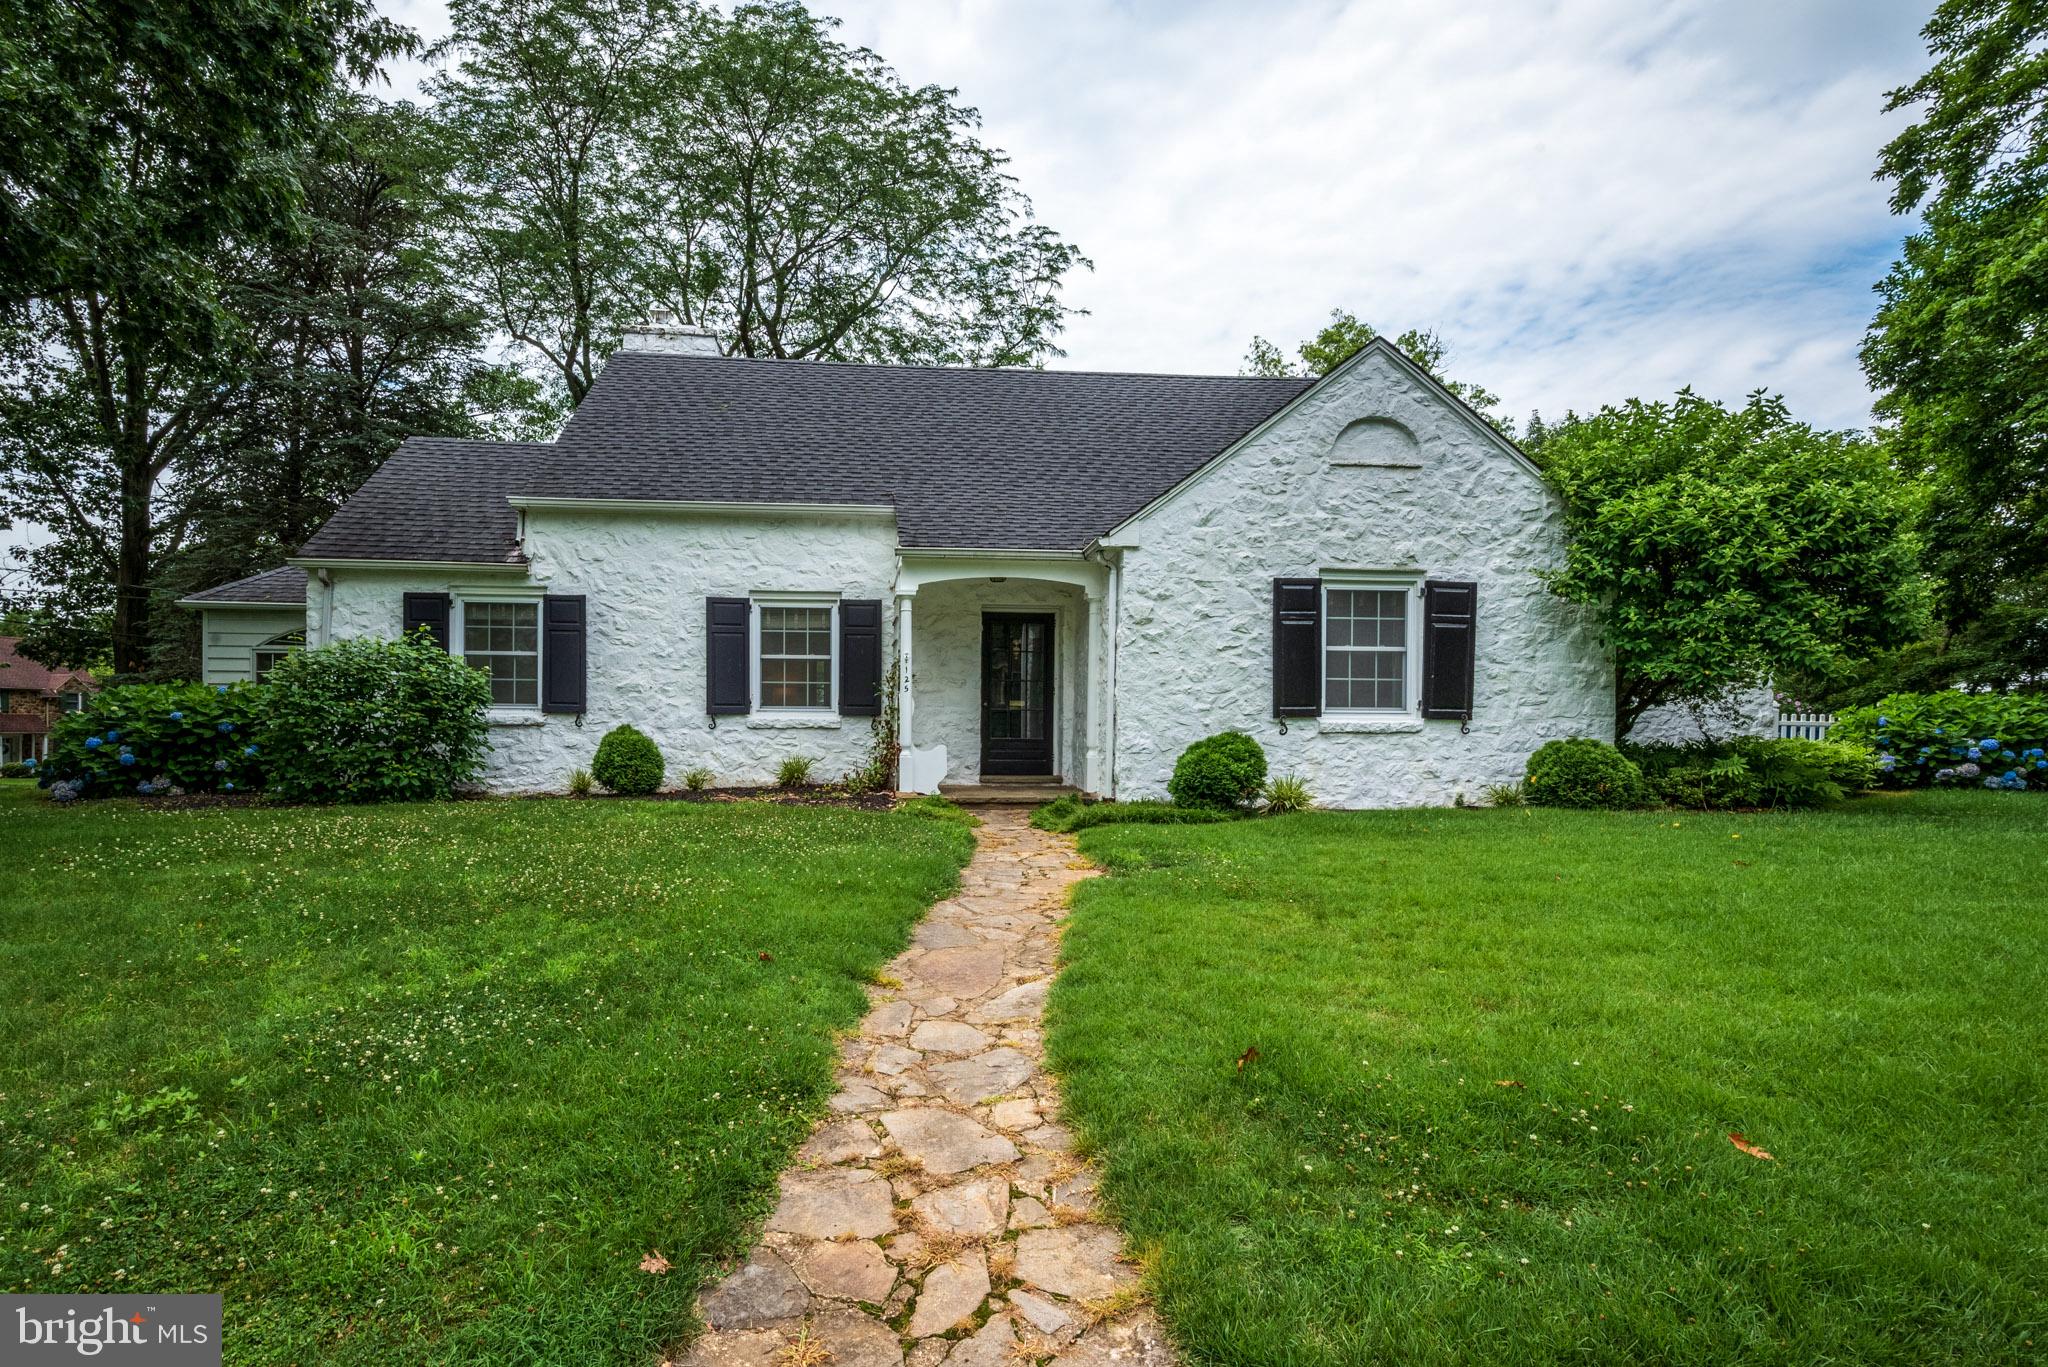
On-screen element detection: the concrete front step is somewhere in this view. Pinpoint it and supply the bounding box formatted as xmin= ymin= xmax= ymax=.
xmin=938 ymin=782 xmax=1080 ymax=806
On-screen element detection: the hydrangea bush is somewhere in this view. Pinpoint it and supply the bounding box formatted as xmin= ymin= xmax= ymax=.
xmin=257 ymin=632 xmax=493 ymax=803
xmin=1832 ymin=693 xmax=2048 ymax=792
xmin=39 ymin=682 xmax=265 ymax=798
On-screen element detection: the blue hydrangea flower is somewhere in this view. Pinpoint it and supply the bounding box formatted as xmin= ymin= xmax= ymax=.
xmin=1934 ymin=727 xmax=1945 ymax=735
xmin=1878 ymin=715 xmax=1889 ymax=726
xmin=21 ymin=759 xmax=33 ymax=771
xmin=105 ymin=730 xmax=119 ymax=742
xmin=85 ymin=736 xmax=102 ymax=750
xmin=118 ymin=752 xmax=136 ymax=766
xmin=223 ymin=782 xmax=236 ymax=792
xmin=1958 ymin=762 xmax=1981 ymax=778
xmin=169 ymin=711 xmax=182 ymax=721
xmin=1983 ymin=776 xmax=2000 ymax=789
xmin=216 ymin=685 xmax=228 ymax=695
xmin=243 ymin=745 xmax=257 ymax=757
xmin=1980 ymin=738 xmax=1998 ymax=750
xmin=213 ymin=759 xmax=228 ymax=772
xmin=1967 ymin=748 xmax=1982 ymax=760
xmin=1936 ymin=767 xmax=1955 ymax=781
xmin=217 ymin=721 xmax=234 ymax=733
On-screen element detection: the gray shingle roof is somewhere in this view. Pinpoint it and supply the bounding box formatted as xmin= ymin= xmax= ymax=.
xmin=549 ymin=354 xmax=1314 ymax=549
xmin=295 ymin=359 xmax=1314 ymax=561
xmin=180 ymin=566 xmax=308 ymax=606
xmin=297 ymin=439 xmax=553 ymax=563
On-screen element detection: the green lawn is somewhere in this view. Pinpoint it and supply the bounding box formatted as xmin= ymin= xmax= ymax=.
xmin=0 ymin=782 xmax=972 ymax=1363
xmin=1047 ymin=791 xmax=2047 ymax=1366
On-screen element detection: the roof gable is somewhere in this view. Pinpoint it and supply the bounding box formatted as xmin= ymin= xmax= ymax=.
xmin=1102 ymin=337 xmax=1547 ymax=542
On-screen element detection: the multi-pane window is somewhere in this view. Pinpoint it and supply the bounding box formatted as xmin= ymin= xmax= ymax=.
xmin=462 ymin=601 xmax=539 ymax=707
xmin=759 ymin=605 xmax=833 ymax=709
xmin=1325 ymin=588 xmax=1409 ymax=711
xmin=253 ymin=631 xmax=305 ymax=682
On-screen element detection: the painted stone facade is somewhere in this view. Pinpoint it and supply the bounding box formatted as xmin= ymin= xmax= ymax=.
xmin=1105 ymin=347 xmax=1613 ymax=808
xmin=320 ymin=509 xmax=901 ymax=792
xmin=1627 ymin=687 xmax=1781 ymax=745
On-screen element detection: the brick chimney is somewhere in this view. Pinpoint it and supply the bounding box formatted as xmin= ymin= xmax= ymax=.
xmin=619 ymin=307 xmax=721 ymax=356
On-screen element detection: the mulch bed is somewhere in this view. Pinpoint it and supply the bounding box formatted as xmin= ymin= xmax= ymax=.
xmin=30 ymin=783 xmax=899 ymax=812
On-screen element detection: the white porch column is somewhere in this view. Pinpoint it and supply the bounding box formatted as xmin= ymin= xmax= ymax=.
xmin=896 ymin=593 xmax=916 ymax=752
xmin=893 ymin=591 xmax=946 ymax=794
xmin=1083 ymin=590 xmax=1104 ymax=794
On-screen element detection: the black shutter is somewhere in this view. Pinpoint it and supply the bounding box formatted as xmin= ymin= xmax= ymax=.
xmin=839 ymin=599 xmax=883 ymax=717
xmin=707 ymin=597 xmax=751 ymax=715
xmin=402 ymin=592 xmax=451 ymax=650
xmin=1272 ymin=577 xmax=1322 ymax=717
xmin=541 ymin=595 xmax=587 ymax=714
xmin=1420 ymin=580 xmax=1478 ymax=720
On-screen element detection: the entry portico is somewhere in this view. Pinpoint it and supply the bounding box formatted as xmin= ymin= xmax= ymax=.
xmin=892 ymin=551 xmax=1109 ymax=796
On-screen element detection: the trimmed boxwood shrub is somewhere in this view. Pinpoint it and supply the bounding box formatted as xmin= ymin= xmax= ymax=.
xmin=1832 ymin=692 xmax=2048 ymax=791
xmin=258 ymin=632 xmax=493 ymax=803
xmin=1168 ymin=731 xmax=1268 ymax=810
xmin=1625 ymin=737 xmax=1876 ymax=810
xmin=592 ymin=725 xmax=664 ymax=795
xmin=40 ymin=682 xmax=265 ymax=797
xmin=1524 ymin=738 xmax=1647 ymax=809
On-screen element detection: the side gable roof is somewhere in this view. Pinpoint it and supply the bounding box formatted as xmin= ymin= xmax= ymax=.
xmin=297 ymin=439 xmax=552 ymax=564
xmin=0 ymin=637 xmax=94 ymax=694
xmin=542 ymin=355 xmax=1311 ymax=550
xmin=179 ymin=566 xmax=307 ymax=607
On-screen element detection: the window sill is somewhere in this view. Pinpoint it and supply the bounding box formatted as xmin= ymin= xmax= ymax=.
xmin=745 ymin=714 xmax=842 ymax=730
xmin=487 ymin=710 xmax=547 ymax=728
xmin=1318 ymin=716 xmax=1425 ymax=734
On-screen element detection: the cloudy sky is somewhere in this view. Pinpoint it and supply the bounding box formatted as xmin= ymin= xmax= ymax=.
xmin=382 ymin=0 xmax=1935 ymax=433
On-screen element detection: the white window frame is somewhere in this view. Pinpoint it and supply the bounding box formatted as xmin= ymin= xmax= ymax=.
xmin=750 ymin=592 xmax=839 ymax=713
xmin=452 ymin=590 xmax=546 ymax=711
xmin=1321 ymin=574 xmax=1423 ymax=717
xmin=252 ymin=631 xmax=305 ymax=682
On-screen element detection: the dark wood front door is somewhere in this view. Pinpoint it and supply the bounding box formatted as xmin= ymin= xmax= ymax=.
xmin=981 ymin=613 xmax=1055 ymax=776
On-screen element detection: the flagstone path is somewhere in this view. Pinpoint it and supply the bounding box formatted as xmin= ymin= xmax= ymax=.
xmin=672 ymin=805 xmax=1174 ymax=1367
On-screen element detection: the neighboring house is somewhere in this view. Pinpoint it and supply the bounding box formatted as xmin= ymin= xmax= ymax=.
xmin=0 ymin=637 xmax=96 ymax=765
xmin=184 ymin=324 xmax=1616 ymax=806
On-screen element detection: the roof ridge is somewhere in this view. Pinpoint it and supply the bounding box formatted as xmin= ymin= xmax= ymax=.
xmin=604 ymin=351 xmax=1317 ymax=386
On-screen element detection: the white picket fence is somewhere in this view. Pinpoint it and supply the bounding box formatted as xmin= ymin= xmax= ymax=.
xmin=1777 ymin=710 xmax=1835 ymax=741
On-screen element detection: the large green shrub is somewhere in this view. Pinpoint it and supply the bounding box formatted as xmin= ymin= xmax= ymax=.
xmin=592 ymin=725 xmax=664 ymax=795
xmin=40 ymin=682 xmax=265 ymax=797
xmin=1832 ymin=692 xmax=2048 ymax=791
xmin=258 ymin=633 xmax=493 ymax=803
xmin=1168 ymin=731 xmax=1268 ymax=810
xmin=1625 ymin=737 xmax=1876 ymax=810
xmin=1524 ymin=738 xmax=1648 ymax=809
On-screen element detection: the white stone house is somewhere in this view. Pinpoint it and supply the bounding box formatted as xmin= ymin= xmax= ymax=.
xmin=183 ymin=326 xmax=1616 ymax=806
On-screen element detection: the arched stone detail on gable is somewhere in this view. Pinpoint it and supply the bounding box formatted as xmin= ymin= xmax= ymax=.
xmin=1329 ymin=416 xmax=1423 ymax=467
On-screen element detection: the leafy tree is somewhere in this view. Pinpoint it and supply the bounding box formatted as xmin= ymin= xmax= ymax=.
xmin=431 ymin=0 xmax=1089 ymax=403
xmin=638 ymin=2 xmax=1086 ymax=366
xmin=1538 ymin=391 xmax=1927 ymax=736
xmin=1241 ymin=309 xmax=1509 ymax=432
xmin=427 ymin=0 xmax=676 ymax=404
xmin=1863 ymin=0 xmax=2048 ymax=690
xmin=0 ymin=0 xmax=410 ymax=675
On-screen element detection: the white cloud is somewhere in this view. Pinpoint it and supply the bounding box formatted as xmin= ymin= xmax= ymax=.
xmin=370 ymin=0 xmax=1935 ymax=429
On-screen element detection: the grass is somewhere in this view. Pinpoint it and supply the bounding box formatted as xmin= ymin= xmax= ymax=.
xmin=0 ymin=781 xmax=972 ymax=1363
xmin=1046 ymin=790 xmax=2047 ymax=1365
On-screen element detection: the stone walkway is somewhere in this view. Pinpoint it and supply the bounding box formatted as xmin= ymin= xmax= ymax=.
xmin=673 ymin=806 xmax=1173 ymax=1367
